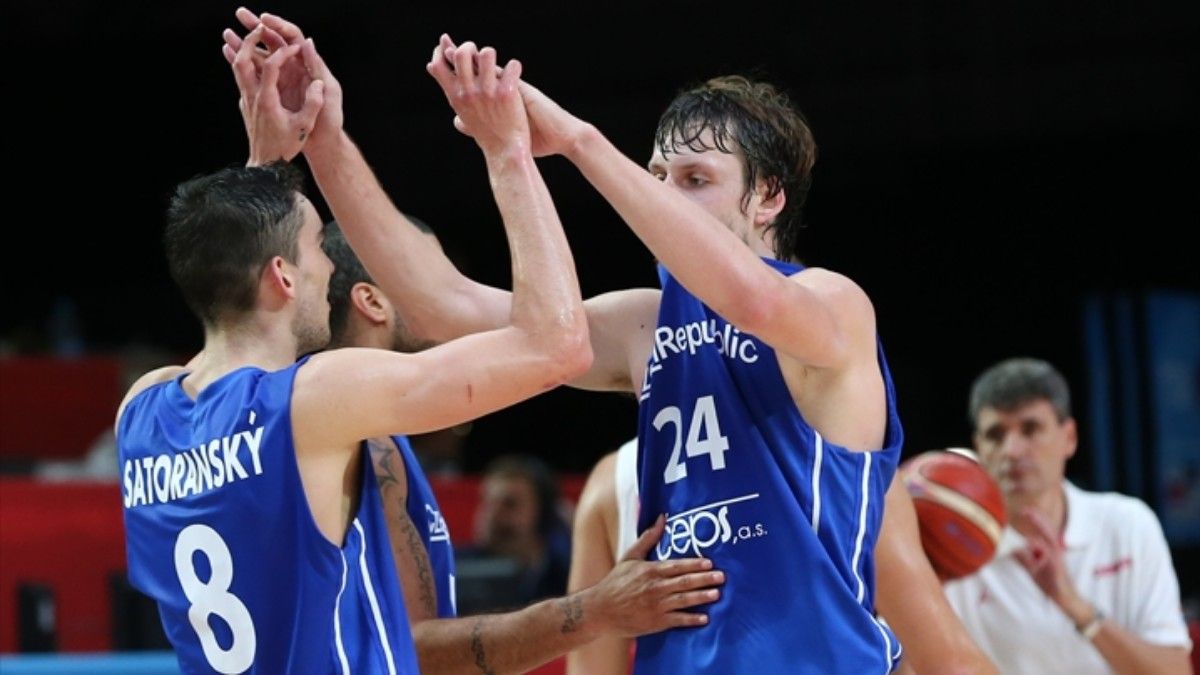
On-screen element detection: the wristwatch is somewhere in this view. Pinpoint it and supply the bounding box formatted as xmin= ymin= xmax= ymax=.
xmin=1078 ymin=608 xmax=1106 ymax=640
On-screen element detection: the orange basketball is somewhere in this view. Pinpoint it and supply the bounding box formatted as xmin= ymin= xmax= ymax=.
xmin=900 ymin=448 xmax=1007 ymax=581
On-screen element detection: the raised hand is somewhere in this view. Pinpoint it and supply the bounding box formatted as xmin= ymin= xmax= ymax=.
xmin=230 ymin=25 xmax=322 ymax=164
xmin=222 ymin=8 xmax=344 ymax=152
xmin=426 ymin=35 xmax=532 ymax=158
xmin=578 ymin=514 xmax=723 ymax=638
xmin=516 ymin=79 xmax=592 ymax=159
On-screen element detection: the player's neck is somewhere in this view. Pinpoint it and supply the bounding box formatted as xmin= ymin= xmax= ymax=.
xmin=189 ymin=323 xmax=301 ymax=386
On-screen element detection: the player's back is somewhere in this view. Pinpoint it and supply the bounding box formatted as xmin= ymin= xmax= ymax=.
xmin=635 ymin=258 xmax=903 ymax=673
xmin=117 ymin=361 xmax=418 ymax=674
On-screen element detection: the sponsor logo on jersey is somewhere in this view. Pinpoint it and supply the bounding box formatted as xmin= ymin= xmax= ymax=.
xmin=655 ymin=492 xmax=768 ymax=559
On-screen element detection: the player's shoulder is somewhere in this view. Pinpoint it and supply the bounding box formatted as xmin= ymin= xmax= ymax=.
xmin=116 ymin=365 xmax=188 ymax=424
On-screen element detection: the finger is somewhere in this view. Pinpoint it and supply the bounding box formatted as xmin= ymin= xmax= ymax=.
xmin=224 ymin=27 xmax=270 ymax=69
xmin=478 ymin=47 xmax=498 ymax=95
xmin=440 ymin=34 xmax=459 ymax=66
xmin=453 ymin=41 xmax=478 ymax=88
xmin=622 ymin=514 xmax=666 ymax=562
xmin=452 ymin=116 xmax=474 ymax=137
xmin=427 ymin=42 xmax=453 ymax=82
xmin=235 ymin=6 xmax=261 ymax=32
xmin=223 ymin=27 xmax=243 ymax=55
xmin=259 ymin=12 xmax=305 ymax=45
xmin=298 ymin=79 xmax=325 ymax=132
xmin=301 ymin=38 xmax=331 ymax=81
xmin=661 ymin=569 xmax=724 ymax=592
xmin=259 ymin=24 xmax=288 ymax=53
xmin=498 ymin=58 xmax=522 ymax=95
xmin=232 ymin=25 xmax=268 ymax=99
xmin=661 ymin=588 xmax=721 ymax=612
xmin=650 ymin=556 xmax=714 ymax=578
xmin=661 ymin=610 xmax=709 ymax=629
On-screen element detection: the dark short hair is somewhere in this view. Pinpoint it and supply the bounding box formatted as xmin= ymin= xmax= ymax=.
xmin=654 ymin=75 xmax=818 ymax=263
xmin=165 ymin=161 xmax=306 ymax=326
xmin=323 ymin=216 xmax=438 ymax=345
xmin=968 ymin=357 xmax=1072 ymax=427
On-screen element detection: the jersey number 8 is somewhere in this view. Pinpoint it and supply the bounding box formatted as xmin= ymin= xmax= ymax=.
xmin=175 ymin=523 xmax=257 ymax=673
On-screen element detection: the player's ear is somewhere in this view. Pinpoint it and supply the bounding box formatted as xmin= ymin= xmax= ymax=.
xmin=262 ymin=256 xmax=296 ymax=302
xmin=350 ymin=282 xmax=390 ymax=325
xmin=753 ymin=179 xmax=786 ymax=228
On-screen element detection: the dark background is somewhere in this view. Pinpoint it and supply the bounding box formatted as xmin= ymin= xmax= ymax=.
xmin=3 ymin=0 xmax=1197 ymax=588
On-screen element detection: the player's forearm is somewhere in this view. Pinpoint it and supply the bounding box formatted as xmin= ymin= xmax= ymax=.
xmin=484 ymin=144 xmax=590 ymax=377
xmin=413 ymin=595 xmax=600 ymax=675
xmin=1088 ymin=622 xmax=1191 ymax=675
xmin=305 ymin=130 xmax=507 ymax=339
xmin=565 ymin=126 xmax=777 ymax=329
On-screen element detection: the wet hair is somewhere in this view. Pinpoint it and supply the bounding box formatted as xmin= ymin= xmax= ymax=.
xmin=484 ymin=454 xmax=563 ymax=538
xmin=968 ymin=357 xmax=1072 ymax=427
xmin=164 ymin=161 xmax=306 ymax=327
xmin=654 ymin=75 xmax=818 ymax=262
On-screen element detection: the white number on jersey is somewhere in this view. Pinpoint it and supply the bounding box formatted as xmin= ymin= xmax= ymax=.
xmin=175 ymin=524 xmax=257 ymax=673
xmin=657 ymin=395 xmax=731 ymax=484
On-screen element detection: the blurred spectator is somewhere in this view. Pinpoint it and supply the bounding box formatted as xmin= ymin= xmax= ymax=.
xmin=456 ymin=454 xmax=573 ymax=612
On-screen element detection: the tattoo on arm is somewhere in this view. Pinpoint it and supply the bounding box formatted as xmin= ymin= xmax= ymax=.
xmin=470 ymin=618 xmax=495 ymax=675
xmin=559 ymin=596 xmax=583 ymax=634
xmin=368 ymin=438 xmax=401 ymax=491
xmin=398 ymin=511 xmax=437 ymax=617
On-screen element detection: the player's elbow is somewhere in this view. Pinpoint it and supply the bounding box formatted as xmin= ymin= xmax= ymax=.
xmin=539 ymin=311 xmax=593 ymax=384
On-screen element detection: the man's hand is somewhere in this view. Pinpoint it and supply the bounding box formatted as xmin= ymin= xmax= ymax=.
xmin=577 ymin=514 xmax=723 ymax=639
xmin=1013 ymin=506 xmax=1093 ymax=625
xmin=229 ymin=24 xmax=322 ymax=165
xmin=516 ymin=79 xmax=594 ymax=160
xmin=222 ymin=7 xmax=344 ymax=154
xmin=431 ymin=34 xmax=591 ymax=158
xmin=426 ymin=36 xmax=531 ymax=158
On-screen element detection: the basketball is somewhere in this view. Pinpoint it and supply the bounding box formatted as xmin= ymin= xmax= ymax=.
xmin=900 ymin=448 xmax=1007 ymax=581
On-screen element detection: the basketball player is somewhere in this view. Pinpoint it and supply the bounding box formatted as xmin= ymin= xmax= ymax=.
xmin=115 ymin=24 xmax=596 ymax=672
xmin=434 ymin=37 xmax=902 ymax=672
xmin=943 ymin=358 xmax=1192 ymax=674
xmin=229 ymin=18 xmax=906 ymax=671
xmin=321 ymin=222 xmax=725 ymax=673
xmin=566 ymin=439 xmax=999 ymax=675
xmin=220 ymin=14 xmax=726 ymax=673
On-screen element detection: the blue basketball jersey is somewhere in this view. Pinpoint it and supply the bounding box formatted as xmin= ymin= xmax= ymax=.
xmin=118 ymin=359 xmax=419 ymax=674
xmin=392 ymin=435 xmax=457 ymax=617
xmin=634 ymin=259 xmax=904 ymax=673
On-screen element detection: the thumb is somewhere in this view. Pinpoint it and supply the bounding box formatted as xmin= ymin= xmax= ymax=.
xmin=301 ymin=79 xmax=325 ymax=123
xmin=453 ymin=115 xmax=474 ymax=137
xmin=622 ymin=513 xmax=666 ymax=562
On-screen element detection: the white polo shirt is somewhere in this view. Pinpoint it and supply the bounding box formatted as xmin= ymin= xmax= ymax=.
xmin=943 ymin=481 xmax=1192 ymax=674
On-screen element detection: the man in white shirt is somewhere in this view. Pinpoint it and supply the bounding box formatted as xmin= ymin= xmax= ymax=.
xmin=943 ymin=357 xmax=1193 ymax=674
